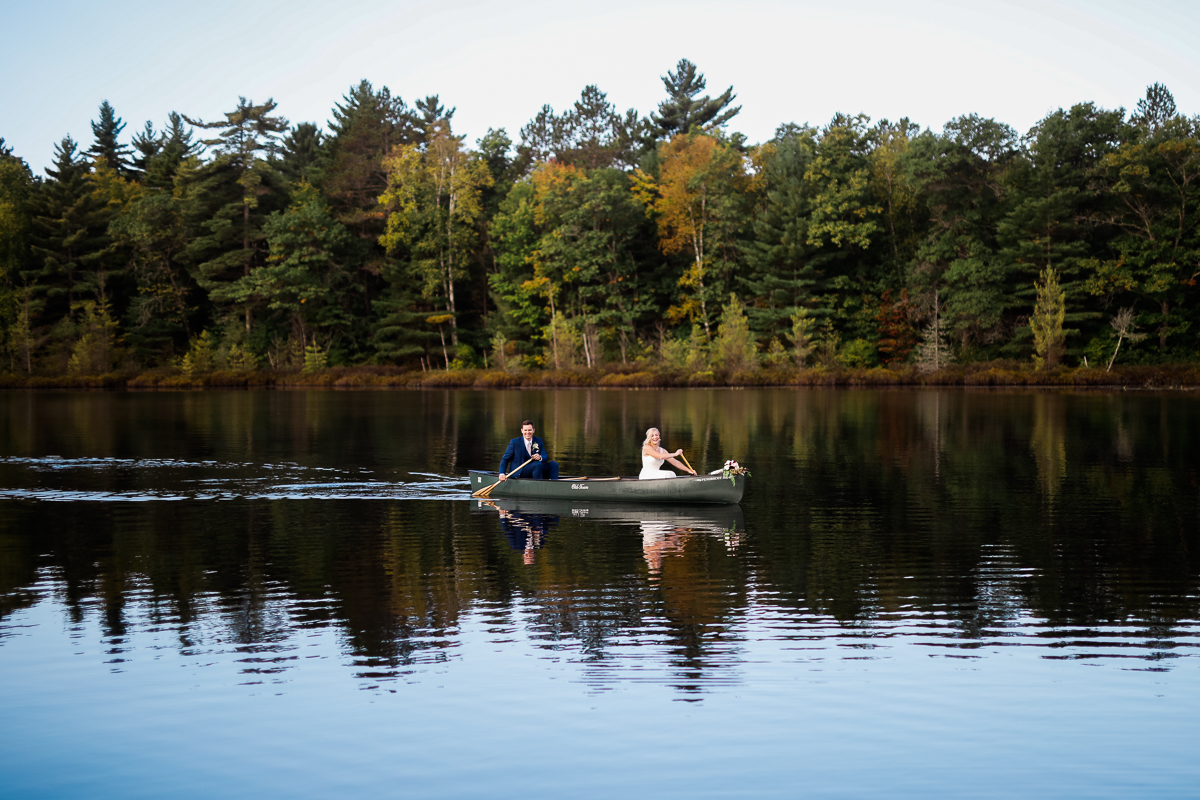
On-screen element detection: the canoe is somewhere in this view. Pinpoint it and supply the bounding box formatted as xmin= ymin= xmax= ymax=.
xmin=467 ymin=470 xmax=745 ymax=504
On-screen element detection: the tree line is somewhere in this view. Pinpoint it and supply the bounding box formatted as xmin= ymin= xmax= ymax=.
xmin=0 ymin=62 xmax=1196 ymax=378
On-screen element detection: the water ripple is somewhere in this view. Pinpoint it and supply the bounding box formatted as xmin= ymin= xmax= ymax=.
xmin=0 ymin=456 xmax=470 ymax=501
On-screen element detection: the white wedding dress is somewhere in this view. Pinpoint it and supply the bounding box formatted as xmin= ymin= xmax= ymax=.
xmin=639 ymin=454 xmax=675 ymax=480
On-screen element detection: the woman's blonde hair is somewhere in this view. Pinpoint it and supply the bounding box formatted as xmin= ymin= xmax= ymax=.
xmin=643 ymin=427 xmax=660 ymax=445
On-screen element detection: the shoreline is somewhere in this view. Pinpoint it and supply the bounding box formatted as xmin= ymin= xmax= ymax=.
xmin=3 ymin=363 xmax=1199 ymax=391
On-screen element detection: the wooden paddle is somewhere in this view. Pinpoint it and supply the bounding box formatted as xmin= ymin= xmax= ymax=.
xmin=472 ymin=456 xmax=535 ymax=498
xmin=680 ymin=453 xmax=696 ymax=476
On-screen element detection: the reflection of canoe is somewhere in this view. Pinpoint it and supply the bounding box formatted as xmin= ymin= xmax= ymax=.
xmin=473 ymin=497 xmax=745 ymax=531
xmin=467 ymin=470 xmax=745 ymax=504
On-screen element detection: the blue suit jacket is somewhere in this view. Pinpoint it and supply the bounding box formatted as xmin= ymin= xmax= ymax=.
xmin=499 ymin=436 xmax=548 ymax=475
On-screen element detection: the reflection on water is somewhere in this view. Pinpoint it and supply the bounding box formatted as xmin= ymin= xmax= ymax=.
xmin=1 ymin=388 xmax=1199 ymax=795
xmin=0 ymin=388 xmax=1198 ymax=685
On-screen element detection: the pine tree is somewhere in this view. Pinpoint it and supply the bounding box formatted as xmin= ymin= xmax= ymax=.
xmin=324 ymin=81 xmax=419 ymax=216
xmin=713 ymin=294 xmax=757 ymax=373
xmin=257 ymin=184 xmax=356 ymax=355
xmin=516 ymin=86 xmax=641 ymax=172
xmin=183 ymin=98 xmax=290 ymax=334
xmin=645 ymin=59 xmax=740 ymax=145
xmin=29 ymin=138 xmax=111 ymax=327
xmin=1132 ymin=83 xmax=1177 ymax=136
xmin=740 ymin=126 xmax=820 ymax=336
xmin=109 ymin=188 xmax=195 ymax=360
xmin=87 ymin=101 xmax=133 ymax=177
xmin=130 ymin=121 xmax=162 ymax=177
xmin=415 ymin=95 xmax=455 ymax=135
xmin=278 ymin=123 xmax=324 ymax=185
xmin=915 ymin=291 xmax=954 ymax=373
xmin=143 ymin=113 xmax=201 ymax=188
xmin=0 ymin=145 xmax=35 ymax=370
xmin=1029 ymin=266 xmax=1065 ymax=368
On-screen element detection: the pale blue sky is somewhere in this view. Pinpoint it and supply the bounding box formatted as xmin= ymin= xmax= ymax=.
xmin=3 ymin=0 xmax=1199 ymax=172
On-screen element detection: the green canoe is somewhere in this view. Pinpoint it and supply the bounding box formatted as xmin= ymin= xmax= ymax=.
xmin=467 ymin=470 xmax=745 ymax=504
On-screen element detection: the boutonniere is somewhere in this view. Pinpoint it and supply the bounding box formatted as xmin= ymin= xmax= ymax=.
xmin=532 ymin=442 xmax=540 ymax=452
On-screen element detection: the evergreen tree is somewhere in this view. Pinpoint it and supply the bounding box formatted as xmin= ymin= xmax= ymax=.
xmin=278 ymin=122 xmax=324 ymax=185
xmin=915 ymin=290 xmax=954 ymax=372
xmin=415 ymin=95 xmax=455 ymax=134
xmin=138 ymin=113 xmax=200 ymax=188
xmin=324 ymin=81 xmax=419 ymax=227
xmin=645 ymin=59 xmax=740 ymax=145
xmin=516 ymin=86 xmax=642 ymax=172
xmin=322 ymin=80 xmax=421 ymax=334
xmin=182 ymin=98 xmax=290 ymax=335
xmin=0 ymin=145 xmax=34 ymax=370
xmin=741 ymin=125 xmax=821 ymax=337
xmin=257 ymin=184 xmax=357 ymax=358
xmin=1131 ymin=82 xmax=1177 ymax=137
xmin=1029 ymin=265 xmax=1065 ymax=367
xmin=109 ymin=188 xmax=196 ymax=360
xmin=371 ymin=278 xmax=437 ymax=364
xmin=998 ymin=103 xmax=1123 ymax=357
xmin=802 ymin=113 xmax=882 ymax=341
xmin=908 ymin=114 xmax=1018 ymax=351
xmin=29 ymin=138 xmax=111 ymax=330
xmin=712 ymin=293 xmax=757 ymax=373
xmin=87 ymin=101 xmax=133 ymax=177
xmin=130 ymin=121 xmax=162 ymax=176
xmin=1084 ymin=108 xmax=1200 ymax=353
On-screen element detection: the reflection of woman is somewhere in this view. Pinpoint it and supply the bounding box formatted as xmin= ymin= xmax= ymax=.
xmin=640 ymin=428 xmax=696 ymax=480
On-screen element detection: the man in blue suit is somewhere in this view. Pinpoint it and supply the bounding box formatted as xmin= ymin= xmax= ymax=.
xmin=497 ymin=420 xmax=559 ymax=482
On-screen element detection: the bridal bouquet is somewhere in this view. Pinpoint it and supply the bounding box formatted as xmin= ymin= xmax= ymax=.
xmin=719 ymin=459 xmax=750 ymax=484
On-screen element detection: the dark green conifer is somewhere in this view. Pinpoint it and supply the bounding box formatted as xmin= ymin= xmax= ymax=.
xmin=1132 ymin=83 xmax=1177 ymax=136
xmin=28 ymin=137 xmax=115 ymax=368
xmin=415 ymin=95 xmax=455 ymax=135
xmin=277 ymin=122 xmax=325 ymax=185
xmin=740 ymin=125 xmax=822 ymax=337
xmin=130 ymin=121 xmax=162 ymax=177
xmin=87 ymin=101 xmax=133 ymax=176
xmin=182 ymin=99 xmax=290 ymax=335
xmin=645 ymin=59 xmax=740 ymax=144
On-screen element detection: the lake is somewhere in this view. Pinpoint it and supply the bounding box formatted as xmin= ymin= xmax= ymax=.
xmin=1 ymin=387 xmax=1198 ymax=798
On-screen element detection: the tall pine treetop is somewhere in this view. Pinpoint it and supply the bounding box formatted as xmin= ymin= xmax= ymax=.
xmin=1132 ymin=82 xmax=1178 ymax=136
xmin=184 ymin=98 xmax=289 ymax=167
xmin=88 ymin=100 xmax=132 ymax=176
xmin=647 ymin=59 xmax=740 ymax=142
xmin=416 ymin=95 xmax=456 ymax=139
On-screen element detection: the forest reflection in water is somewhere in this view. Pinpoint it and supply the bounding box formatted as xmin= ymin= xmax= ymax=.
xmin=1 ymin=387 xmax=1197 ymax=695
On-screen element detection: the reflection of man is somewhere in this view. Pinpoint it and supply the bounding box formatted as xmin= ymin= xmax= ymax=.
xmin=495 ymin=507 xmax=558 ymax=564
xmin=498 ymin=420 xmax=559 ymax=481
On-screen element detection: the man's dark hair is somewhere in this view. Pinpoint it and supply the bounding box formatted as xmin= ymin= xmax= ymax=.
xmin=521 ymin=420 xmax=535 ymax=428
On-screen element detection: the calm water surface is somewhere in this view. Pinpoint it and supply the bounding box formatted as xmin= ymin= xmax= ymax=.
xmin=1 ymin=388 xmax=1198 ymax=798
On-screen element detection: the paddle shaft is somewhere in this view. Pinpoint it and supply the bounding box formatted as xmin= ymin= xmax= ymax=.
xmin=472 ymin=455 xmax=536 ymax=498
xmin=680 ymin=453 xmax=696 ymax=475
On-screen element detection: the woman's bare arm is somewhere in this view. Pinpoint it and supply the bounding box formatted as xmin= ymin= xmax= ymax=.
xmin=665 ymin=456 xmax=695 ymax=474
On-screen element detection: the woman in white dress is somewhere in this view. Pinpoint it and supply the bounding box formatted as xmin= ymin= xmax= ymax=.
xmin=639 ymin=428 xmax=697 ymax=479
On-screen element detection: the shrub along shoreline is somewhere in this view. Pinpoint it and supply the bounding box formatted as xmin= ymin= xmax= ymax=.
xmin=2 ymin=362 xmax=1199 ymax=391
